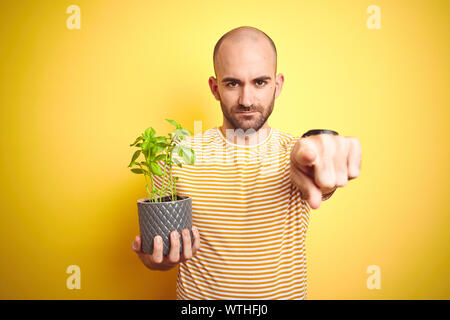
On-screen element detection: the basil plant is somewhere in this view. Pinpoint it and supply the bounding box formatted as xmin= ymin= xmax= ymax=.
xmin=128 ymin=119 xmax=195 ymax=202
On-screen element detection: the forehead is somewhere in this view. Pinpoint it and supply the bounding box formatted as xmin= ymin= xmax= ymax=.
xmin=215 ymin=38 xmax=276 ymax=78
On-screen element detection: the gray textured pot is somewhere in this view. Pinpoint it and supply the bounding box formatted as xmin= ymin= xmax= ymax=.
xmin=137 ymin=195 xmax=193 ymax=255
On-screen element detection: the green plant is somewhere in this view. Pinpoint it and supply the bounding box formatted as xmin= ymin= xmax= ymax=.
xmin=128 ymin=119 xmax=195 ymax=202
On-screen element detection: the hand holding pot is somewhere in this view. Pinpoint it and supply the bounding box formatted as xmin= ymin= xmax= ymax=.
xmin=132 ymin=226 xmax=201 ymax=271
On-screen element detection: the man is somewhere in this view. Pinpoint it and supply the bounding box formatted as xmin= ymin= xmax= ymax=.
xmin=132 ymin=26 xmax=362 ymax=299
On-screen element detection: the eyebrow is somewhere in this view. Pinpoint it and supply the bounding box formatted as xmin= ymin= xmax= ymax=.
xmin=221 ymin=76 xmax=272 ymax=83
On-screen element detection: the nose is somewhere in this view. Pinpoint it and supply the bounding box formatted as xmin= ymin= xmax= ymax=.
xmin=238 ymin=84 xmax=255 ymax=108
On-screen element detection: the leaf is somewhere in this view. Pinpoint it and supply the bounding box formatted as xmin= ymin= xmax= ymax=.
xmin=177 ymin=148 xmax=184 ymax=159
xmin=130 ymin=136 xmax=143 ymax=146
xmin=154 ymin=145 xmax=165 ymax=154
xmin=131 ymin=168 xmax=146 ymax=174
xmin=139 ymin=161 xmax=149 ymax=168
xmin=142 ymin=148 xmax=149 ymax=159
xmin=150 ymin=145 xmax=158 ymax=156
xmin=181 ymin=148 xmax=195 ymax=165
xmin=156 ymin=142 xmax=169 ymax=149
xmin=155 ymin=154 xmax=166 ymax=162
xmin=129 ymin=161 xmax=138 ymax=167
xmin=154 ymin=136 xmax=168 ymax=143
xmin=173 ymin=158 xmax=182 ymax=168
xmin=141 ymin=140 xmax=151 ymax=151
xmin=166 ymin=119 xmax=178 ymax=127
xmin=177 ymin=144 xmax=195 ymax=164
xmin=144 ymin=127 xmax=156 ymax=138
xmin=128 ymin=150 xmax=141 ymax=167
xmin=150 ymin=162 xmax=163 ymax=176
xmin=173 ymin=128 xmax=187 ymax=140
xmin=180 ymin=128 xmax=191 ymax=136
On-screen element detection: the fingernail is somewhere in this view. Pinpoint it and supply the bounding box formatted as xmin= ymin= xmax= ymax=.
xmin=156 ymin=236 xmax=161 ymax=243
xmin=132 ymin=241 xmax=137 ymax=250
xmin=172 ymin=232 xmax=178 ymax=239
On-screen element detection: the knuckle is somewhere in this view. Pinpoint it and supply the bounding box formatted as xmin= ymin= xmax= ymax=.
xmin=195 ymin=227 xmax=201 ymax=238
xmin=182 ymin=230 xmax=193 ymax=259
xmin=336 ymin=176 xmax=348 ymax=187
xmin=321 ymin=133 xmax=334 ymax=145
xmin=349 ymin=137 xmax=362 ymax=152
xmin=193 ymin=243 xmax=200 ymax=253
xmin=317 ymin=175 xmax=335 ymax=190
xmin=168 ymin=256 xmax=178 ymax=264
xmin=184 ymin=251 xmax=192 ymax=260
xmin=339 ymin=136 xmax=349 ymax=152
xmin=152 ymin=237 xmax=160 ymax=249
xmin=152 ymin=255 xmax=163 ymax=264
xmin=337 ymin=135 xmax=346 ymax=144
xmin=169 ymin=252 xmax=179 ymax=263
xmin=348 ymin=168 xmax=360 ymax=179
xmin=351 ymin=136 xmax=361 ymax=147
xmin=321 ymin=183 xmax=335 ymax=190
xmin=168 ymin=232 xmax=181 ymax=263
xmin=182 ymin=229 xmax=191 ymax=240
xmin=171 ymin=231 xmax=180 ymax=247
xmin=152 ymin=247 xmax=163 ymax=263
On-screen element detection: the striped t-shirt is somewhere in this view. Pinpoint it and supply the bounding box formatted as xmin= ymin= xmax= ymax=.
xmin=152 ymin=126 xmax=311 ymax=300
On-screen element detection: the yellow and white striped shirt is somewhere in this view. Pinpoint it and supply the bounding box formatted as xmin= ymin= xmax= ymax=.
xmin=153 ymin=126 xmax=310 ymax=300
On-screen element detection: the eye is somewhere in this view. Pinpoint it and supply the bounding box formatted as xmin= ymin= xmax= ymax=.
xmin=227 ymin=81 xmax=238 ymax=87
xmin=256 ymin=80 xmax=266 ymax=86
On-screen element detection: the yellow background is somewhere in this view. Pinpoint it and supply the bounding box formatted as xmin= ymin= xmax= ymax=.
xmin=0 ymin=0 xmax=449 ymax=299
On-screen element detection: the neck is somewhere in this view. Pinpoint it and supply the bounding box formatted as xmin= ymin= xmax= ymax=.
xmin=219 ymin=123 xmax=271 ymax=146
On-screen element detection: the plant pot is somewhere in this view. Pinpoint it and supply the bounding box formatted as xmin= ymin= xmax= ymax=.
xmin=137 ymin=195 xmax=193 ymax=255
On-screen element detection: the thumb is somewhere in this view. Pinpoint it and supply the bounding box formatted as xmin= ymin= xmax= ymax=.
xmin=132 ymin=236 xmax=142 ymax=254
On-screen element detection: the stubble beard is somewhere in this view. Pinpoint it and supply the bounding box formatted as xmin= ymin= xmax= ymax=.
xmin=219 ymin=90 xmax=276 ymax=134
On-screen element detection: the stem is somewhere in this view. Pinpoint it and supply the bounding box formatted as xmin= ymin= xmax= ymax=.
xmin=145 ymin=174 xmax=152 ymax=201
xmin=161 ymin=159 xmax=169 ymax=201
xmin=139 ymin=163 xmax=152 ymax=201
xmin=149 ymin=173 xmax=157 ymax=202
xmin=168 ymin=149 xmax=176 ymax=201
xmin=173 ymin=176 xmax=178 ymax=201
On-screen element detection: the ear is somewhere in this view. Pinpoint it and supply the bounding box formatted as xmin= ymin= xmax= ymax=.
xmin=208 ymin=76 xmax=220 ymax=101
xmin=274 ymin=73 xmax=284 ymax=99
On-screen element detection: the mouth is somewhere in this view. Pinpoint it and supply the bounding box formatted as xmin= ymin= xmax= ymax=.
xmin=237 ymin=111 xmax=257 ymax=115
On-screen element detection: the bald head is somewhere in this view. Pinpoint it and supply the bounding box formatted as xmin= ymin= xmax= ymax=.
xmin=213 ymin=26 xmax=277 ymax=77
